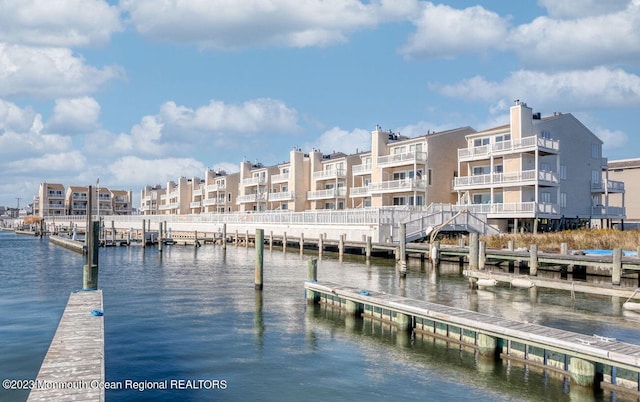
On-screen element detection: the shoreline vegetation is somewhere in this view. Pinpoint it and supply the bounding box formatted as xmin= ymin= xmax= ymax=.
xmin=475 ymin=229 xmax=640 ymax=253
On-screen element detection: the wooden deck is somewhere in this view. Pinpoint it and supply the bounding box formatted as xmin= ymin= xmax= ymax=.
xmin=28 ymin=290 xmax=104 ymax=402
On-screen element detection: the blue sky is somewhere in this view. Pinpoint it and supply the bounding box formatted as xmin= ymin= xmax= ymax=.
xmin=1 ymin=0 xmax=639 ymax=209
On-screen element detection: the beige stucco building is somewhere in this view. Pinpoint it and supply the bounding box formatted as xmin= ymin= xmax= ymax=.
xmin=608 ymin=158 xmax=639 ymax=226
xmin=35 ymin=183 xmax=133 ymax=217
xmin=34 ymin=183 xmax=65 ymax=217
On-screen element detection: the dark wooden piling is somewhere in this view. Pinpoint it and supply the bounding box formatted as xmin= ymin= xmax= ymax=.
xmin=255 ymin=229 xmax=264 ymax=290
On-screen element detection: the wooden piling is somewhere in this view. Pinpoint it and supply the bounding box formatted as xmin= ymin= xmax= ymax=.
xmin=561 ymin=242 xmax=568 ymax=255
xmin=83 ymin=221 xmax=99 ymax=290
xmin=339 ymin=234 xmax=345 ymax=259
xmin=430 ymin=240 xmax=440 ymax=265
xmin=222 ymin=223 xmax=227 ymax=250
xmin=158 ymin=222 xmax=163 ymax=253
xmin=612 ymin=248 xmax=622 ymax=285
xmin=255 ymin=229 xmax=264 ymax=290
xmin=142 ymin=219 xmax=146 ymax=248
xmin=308 ymin=258 xmax=317 ymax=282
xmin=478 ymin=241 xmax=486 ymax=270
xmin=300 ymin=233 xmax=304 ymax=254
xmin=245 ymin=230 xmax=249 ymax=248
xmin=269 ymin=230 xmax=273 ymax=251
xmin=399 ymin=224 xmax=407 ymax=276
xmin=283 ymin=232 xmax=287 ymax=252
xmin=318 ymin=234 xmax=324 ymax=258
xmin=365 ymin=236 xmax=372 ymax=261
xmin=530 ymin=244 xmax=538 ymax=276
xmin=235 ymin=230 xmax=239 ymax=247
xmin=469 ymin=232 xmax=479 ymax=270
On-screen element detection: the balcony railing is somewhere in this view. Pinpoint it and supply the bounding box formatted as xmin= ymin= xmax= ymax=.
xmin=206 ymin=184 xmax=223 ymax=192
xmin=377 ymin=151 xmax=427 ymax=168
xmin=591 ymin=180 xmax=625 ymax=193
xmin=236 ymin=193 xmax=267 ymax=203
xmin=462 ymin=202 xmax=558 ymax=216
xmin=242 ymin=176 xmax=267 ymax=186
xmin=591 ymin=206 xmax=625 ymax=217
xmin=368 ymin=179 xmax=427 ymax=194
xmin=352 ymin=164 xmax=372 ymax=175
xmin=459 ymin=136 xmax=560 ymax=161
xmin=268 ymin=191 xmax=294 ymax=201
xmin=271 ymin=172 xmax=290 ymax=183
xmin=307 ymin=188 xmax=347 ymax=200
xmin=312 ymin=169 xmax=346 ymax=180
xmin=349 ymin=186 xmax=371 ymax=197
xmin=190 ymin=201 xmax=202 ymax=208
xmin=453 ymin=170 xmax=559 ymax=189
xmin=203 ymin=198 xmax=224 ymax=206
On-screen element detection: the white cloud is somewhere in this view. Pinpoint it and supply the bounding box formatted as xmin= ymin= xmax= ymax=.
xmin=400 ymin=3 xmax=508 ymax=59
xmin=303 ymin=127 xmax=370 ymax=155
xmin=121 ymin=0 xmax=417 ymax=49
xmin=511 ymin=2 xmax=640 ymax=69
xmin=108 ymin=156 xmax=207 ymax=187
xmin=0 ymin=45 xmax=124 ymax=98
xmin=0 ymin=0 xmax=122 ymax=47
xmin=0 ymin=98 xmax=38 ymax=132
xmin=4 ymin=151 xmax=86 ymax=174
xmin=431 ymin=67 xmax=640 ymax=109
xmin=597 ymin=128 xmax=628 ymax=150
xmin=537 ymin=0 xmax=630 ymax=19
xmin=47 ymin=97 xmax=101 ymax=133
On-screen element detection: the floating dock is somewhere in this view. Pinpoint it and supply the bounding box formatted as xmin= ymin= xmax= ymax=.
xmin=305 ymin=280 xmax=640 ymax=396
xmin=28 ymin=290 xmax=104 ymax=402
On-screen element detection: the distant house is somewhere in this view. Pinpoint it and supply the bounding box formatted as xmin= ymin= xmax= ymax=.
xmin=608 ymin=158 xmax=640 ymax=226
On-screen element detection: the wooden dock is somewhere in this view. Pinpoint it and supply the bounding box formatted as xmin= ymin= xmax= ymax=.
xmin=28 ymin=290 xmax=104 ymax=402
xmin=305 ymin=280 xmax=640 ymax=396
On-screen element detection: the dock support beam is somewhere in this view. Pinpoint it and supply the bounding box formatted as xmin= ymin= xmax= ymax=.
xmin=469 ymin=232 xmax=479 ymax=270
xmin=339 ymin=234 xmax=345 ymax=259
xmin=365 ymin=236 xmax=372 ymax=261
xmin=569 ymin=357 xmax=597 ymax=387
xmin=345 ymin=300 xmax=361 ymax=315
xmin=477 ymin=333 xmax=500 ymax=359
xmin=300 ymin=233 xmax=304 ymax=254
xmin=318 ymin=234 xmax=324 ymax=258
xmin=478 ymin=241 xmax=486 ymax=270
xmin=395 ymin=313 xmax=412 ymax=331
xmin=222 ymin=224 xmax=227 ymax=250
xmin=158 ymin=222 xmax=163 ymax=253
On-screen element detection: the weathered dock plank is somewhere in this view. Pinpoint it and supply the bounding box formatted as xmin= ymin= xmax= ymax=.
xmin=28 ymin=290 xmax=104 ymax=402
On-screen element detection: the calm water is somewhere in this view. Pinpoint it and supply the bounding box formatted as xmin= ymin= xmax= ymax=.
xmin=1 ymin=230 xmax=639 ymax=401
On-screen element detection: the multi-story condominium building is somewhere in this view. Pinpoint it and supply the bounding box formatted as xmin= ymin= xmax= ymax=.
xmin=237 ymin=161 xmax=279 ymax=212
xmin=368 ymin=125 xmax=475 ymax=207
xmin=65 ymin=186 xmax=133 ymax=216
xmin=608 ymin=158 xmax=639 ymax=226
xmin=202 ymin=169 xmax=239 ymax=213
xmin=307 ymin=150 xmax=359 ymax=210
xmin=269 ymin=148 xmax=311 ymax=211
xmin=159 ymin=177 xmax=194 ymax=215
xmin=35 ymin=183 xmax=65 ymax=217
xmin=453 ymin=101 xmax=624 ymax=232
xmin=141 ymin=185 xmax=165 ymax=215
xmin=190 ymin=177 xmax=205 ymax=214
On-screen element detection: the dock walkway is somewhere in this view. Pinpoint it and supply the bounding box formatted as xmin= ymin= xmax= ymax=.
xmin=28 ymin=290 xmax=104 ymax=402
xmin=305 ymin=280 xmax=640 ymax=394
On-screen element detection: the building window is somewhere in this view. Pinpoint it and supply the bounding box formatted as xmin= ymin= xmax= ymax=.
xmin=392 ymin=197 xmax=406 ymax=206
xmin=472 ymin=193 xmax=491 ymax=204
xmin=541 ymin=130 xmax=551 ymax=139
xmin=474 ymin=138 xmax=490 ymax=147
xmin=591 ymin=170 xmax=600 ymax=184
xmin=560 ymin=193 xmax=567 ymax=208
xmin=560 ymin=165 xmax=567 ymax=180
xmin=281 ymin=204 xmax=288 ymax=210
xmin=496 ymin=134 xmax=511 ymax=142
xmin=540 ymin=162 xmax=551 ymax=172
xmin=541 ymin=192 xmax=551 ymax=203
xmin=592 ymin=144 xmax=601 ymax=158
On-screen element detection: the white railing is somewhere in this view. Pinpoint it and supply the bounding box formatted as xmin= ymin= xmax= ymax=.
xmin=352 ymin=164 xmax=372 ymax=175
xmin=460 ymin=202 xmax=558 ymax=216
xmin=453 ymin=170 xmax=559 ymax=188
xmin=459 ymin=136 xmax=560 ymax=160
xmin=307 ymin=188 xmax=347 ymax=200
xmin=236 ymin=193 xmax=267 ymax=203
xmin=242 ymin=176 xmax=267 ymax=186
xmin=369 ymin=179 xmax=427 ymax=193
xmin=202 ymin=198 xmax=222 ymax=206
xmin=377 ymin=151 xmax=427 ymax=167
xmin=271 ymin=172 xmax=290 ymax=183
xmin=268 ymin=191 xmax=294 ymax=201
xmin=312 ymin=169 xmax=346 ymax=180
xmin=206 ymin=184 xmax=220 ymax=192
xmin=190 ymin=201 xmax=201 ymax=208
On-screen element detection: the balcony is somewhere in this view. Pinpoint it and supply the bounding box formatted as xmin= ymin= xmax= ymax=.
xmin=202 ymin=198 xmax=224 ymax=206
xmin=236 ymin=193 xmax=267 ymax=204
xmin=242 ymin=176 xmax=267 ymax=186
xmin=271 ymin=172 xmax=290 ymax=183
xmin=591 ymin=180 xmax=625 ymax=193
xmin=193 ymin=188 xmax=204 ymax=196
xmin=349 ymin=186 xmax=371 ymax=197
xmin=268 ymin=191 xmax=294 ymax=201
xmin=312 ymin=169 xmax=346 ymax=180
xmin=307 ymin=188 xmax=347 ymax=200
xmin=377 ymin=151 xmax=427 ymax=168
xmin=453 ymin=170 xmax=559 ymax=190
xmin=368 ymin=179 xmax=427 ymax=194
xmin=190 ymin=201 xmax=202 ymax=208
xmin=458 ymin=136 xmax=560 ymax=162
xmin=352 ymin=164 xmax=372 ymax=176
